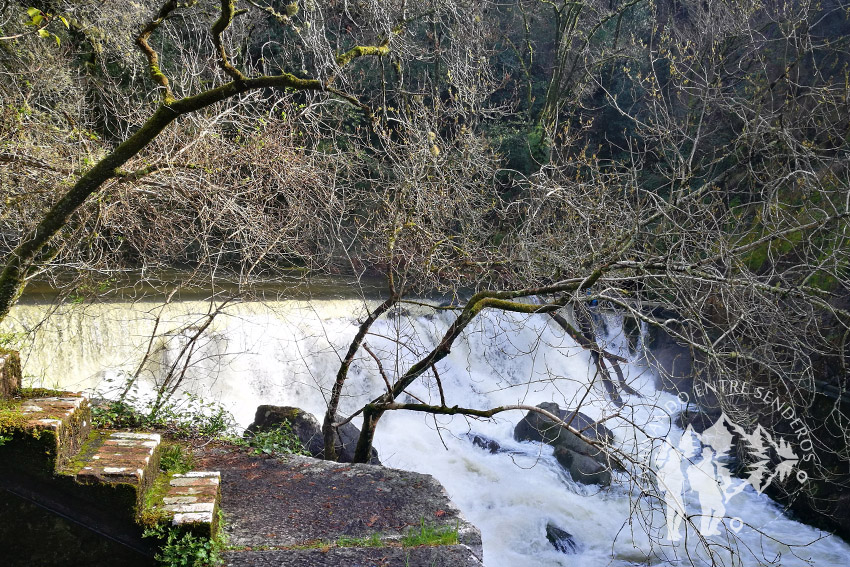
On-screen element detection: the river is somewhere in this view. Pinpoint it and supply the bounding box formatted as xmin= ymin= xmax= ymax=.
xmin=3 ymin=296 xmax=848 ymax=566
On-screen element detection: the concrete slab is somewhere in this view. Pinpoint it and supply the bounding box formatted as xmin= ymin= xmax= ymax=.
xmin=0 ymin=393 xmax=91 ymax=473
xmin=222 ymin=545 xmax=484 ymax=566
xmin=194 ymin=447 xmax=482 ymax=566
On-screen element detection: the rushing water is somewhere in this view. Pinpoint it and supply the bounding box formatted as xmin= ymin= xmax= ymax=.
xmin=4 ymin=297 xmax=849 ymax=566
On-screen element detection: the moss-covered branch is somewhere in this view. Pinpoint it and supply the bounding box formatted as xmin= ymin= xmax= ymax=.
xmin=336 ymin=42 xmax=390 ymax=67
xmin=212 ymin=0 xmax=246 ymax=81
xmin=136 ymin=0 xmax=194 ymax=102
xmin=245 ymin=0 xmax=298 ymax=25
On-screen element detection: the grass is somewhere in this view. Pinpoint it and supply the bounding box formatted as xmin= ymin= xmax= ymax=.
xmin=159 ymin=442 xmax=195 ymax=474
xmin=401 ymin=519 xmax=459 ymax=547
xmin=336 ymin=533 xmax=383 ymax=548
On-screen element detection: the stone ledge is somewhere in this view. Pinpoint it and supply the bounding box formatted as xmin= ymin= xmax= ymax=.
xmin=162 ymin=471 xmax=221 ymax=536
xmin=76 ymin=431 xmax=161 ymax=485
xmin=0 ymin=393 xmax=92 ymax=473
xmin=20 ymin=396 xmax=89 ymax=431
xmin=193 ymin=446 xmax=483 ymax=566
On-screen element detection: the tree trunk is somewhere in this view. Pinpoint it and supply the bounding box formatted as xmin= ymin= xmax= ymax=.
xmin=322 ymin=294 xmax=398 ymax=460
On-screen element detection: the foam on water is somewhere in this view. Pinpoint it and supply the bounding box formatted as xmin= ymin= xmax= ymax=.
xmin=4 ymin=299 xmax=848 ymax=566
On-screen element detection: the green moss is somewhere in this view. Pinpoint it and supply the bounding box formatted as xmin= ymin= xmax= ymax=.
xmin=19 ymin=387 xmax=71 ymax=398
xmin=0 ymin=401 xmax=29 ymax=435
xmin=744 ymin=243 xmax=769 ymax=271
xmin=60 ymin=429 xmax=109 ymax=475
xmin=141 ymin=471 xmax=176 ymax=527
xmin=0 ymin=347 xmax=22 ymax=387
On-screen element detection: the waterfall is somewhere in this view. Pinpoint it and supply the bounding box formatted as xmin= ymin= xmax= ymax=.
xmin=4 ymin=298 xmax=848 ymax=566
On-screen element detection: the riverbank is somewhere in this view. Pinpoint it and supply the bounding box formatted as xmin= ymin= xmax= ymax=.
xmin=193 ymin=443 xmax=483 ymax=566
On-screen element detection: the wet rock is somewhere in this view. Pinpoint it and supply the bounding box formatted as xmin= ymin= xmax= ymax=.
xmin=545 ymin=523 xmax=582 ymax=554
xmin=674 ymin=408 xmax=721 ymax=433
xmin=553 ymin=447 xmax=611 ymax=486
xmin=514 ymin=403 xmax=613 ymax=462
xmin=514 ymin=402 xmax=615 ymax=485
xmin=468 ymin=434 xmax=501 ymax=454
xmin=643 ymin=309 xmax=695 ymax=398
xmin=334 ymin=420 xmax=381 ymax=465
xmin=248 ymin=406 xmax=324 ymax=454
xmin=248 ymin=406 xmax=380 ymax=465
xmin=515 ymin=403 xmax=612 ymax=445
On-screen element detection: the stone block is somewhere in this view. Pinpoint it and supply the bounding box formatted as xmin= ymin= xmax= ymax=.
xmin=70 ymin=430 xmax=162 ymax=523
xmin=0 ymin=394 xmax=91 ymax=475
xmin=162 ymin=471 xmax=221 ymax=537
xmin=0 ymin=349 xmax=21 ymax=398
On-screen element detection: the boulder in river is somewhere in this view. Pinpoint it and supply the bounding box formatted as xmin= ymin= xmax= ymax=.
xmin=545 ymin=523 xmax=582 ymax=554
xmin=553 ymin=446 xmax=611 ymax=486
xmin=468 ymin=433 xmax=502 ymax=454
xmin=248 ymin=405 xmax=381 ymax=465
xmin=514 ymin=402 xmax=615 ymax=485
xmin=674 ymin=408 xmax=721 ymax=433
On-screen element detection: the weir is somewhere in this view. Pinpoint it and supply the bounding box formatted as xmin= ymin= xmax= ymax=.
xmin=2 ymin=298 xmax=850 ymax=566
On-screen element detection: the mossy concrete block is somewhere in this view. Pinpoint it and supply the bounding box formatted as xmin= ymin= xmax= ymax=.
xmin=0 ymin=349 xmax=21 ymax=398
xmin=66 ymin=430 xmax=163 ymax=523
xmin=0 ymin=394 xmax=91 ymax=476
xmin=160 ymin=471 xmax=221 ymax=538
xmin=192 ymin=450 xmax=482 ymax=562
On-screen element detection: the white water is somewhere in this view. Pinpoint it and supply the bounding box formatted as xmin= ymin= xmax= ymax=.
xmin=4 ymin=298 xmax=848 ymax=566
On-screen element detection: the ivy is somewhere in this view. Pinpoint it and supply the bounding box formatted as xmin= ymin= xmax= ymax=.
xmin=143 ymin=519 xmax=225 ymax=567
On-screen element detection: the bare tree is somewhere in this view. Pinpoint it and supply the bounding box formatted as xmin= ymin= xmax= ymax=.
xmin=2 ymin=0 xmax=849 ymax=560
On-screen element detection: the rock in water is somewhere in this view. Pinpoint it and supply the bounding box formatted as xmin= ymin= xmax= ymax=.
xmin=248 ymin=405 xmax=381 ymax=465
xmin=468 ymin=433 xmax=502 ymax=453
xmin=546 ymin=523 xmax=582 ymax=554
xmin=674 ymin=408 xmax=721 ymax=433
xmin=553 ymin=446 xmax=611 ymax=486
xmin=513 ymin=402 xmax=615 ymax=485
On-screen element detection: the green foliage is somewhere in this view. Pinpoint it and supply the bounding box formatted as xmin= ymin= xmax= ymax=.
xmin=401 ymin=519 xmax=459 ymax=547
xmin=91 ymin=399 xmax=141 ymax=428
xmin=0 ymin=332 xmax=25 ymax=350
xmin=91 ymin=394 xmax=233 ymax=439
xmin=241 ymin=422 xmax=309 ymax=457
xmin=160 ymin=443 xmax=195 ymax=474
xmin=67 ymin=277 xmax=117 ymax=304
xmin=22 ymin=7 xmax=67 ymax=46
xmin=143 ymin=522 xmax=224 ymax=567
